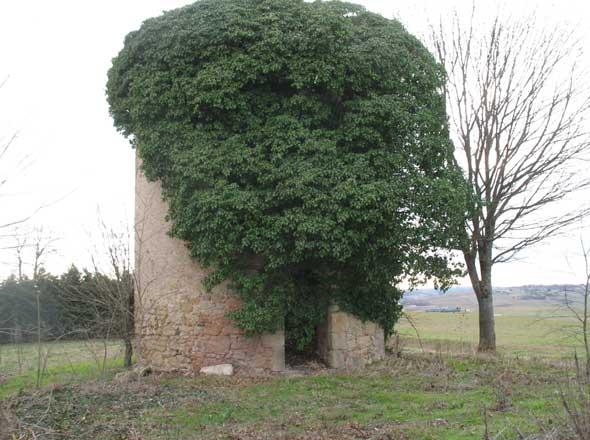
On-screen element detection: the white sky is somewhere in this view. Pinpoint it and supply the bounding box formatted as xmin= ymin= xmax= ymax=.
xmin=0 ymin=0 xmax=588 ymax=286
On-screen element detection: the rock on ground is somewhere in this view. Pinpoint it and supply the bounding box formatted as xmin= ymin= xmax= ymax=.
xmin=200 ymin=364 xmax=234 ymax=376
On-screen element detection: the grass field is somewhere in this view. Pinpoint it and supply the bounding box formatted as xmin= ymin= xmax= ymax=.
xmin=0 ymin=349 xmax=571 ymax=439
xmin=0 ymin=339 xmax=124 ymax=398
xmin=0 ymin=306 xmax=586 ymax=439
xmin=0 ymin=339 xmax=124 ymax=376
xmin=396 ymin=307 xmax=584 ymax=359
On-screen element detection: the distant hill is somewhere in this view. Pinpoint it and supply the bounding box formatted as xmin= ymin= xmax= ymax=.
xmin=402 ymin=284 xmax=585 ymax=311
xmin=403 ymin=286 xmax=474 ymax=298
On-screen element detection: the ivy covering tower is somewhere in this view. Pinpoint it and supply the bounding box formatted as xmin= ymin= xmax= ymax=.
xmin=107 ymin=0 xmax=469 ymax=350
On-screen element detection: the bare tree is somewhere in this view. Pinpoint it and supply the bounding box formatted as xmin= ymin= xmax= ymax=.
xmin=13 ymin=231 xmax=26 ymax=281
xmin=562 ymin=240 xmax=590 ymax=367
xmin=0 ymin=76 xmax=49 ymax=242
xmin=558 ymin=240 xmax=590 ymax=439
xmin=59 ymin=221 xmax=136 ymax=368
xmin=91 ymin=222 xmax=135 ymax=368
xmin=0 ymin=134 xmax=16 ymax=195
xmin=30 ymin=227 xmax=56 ymax=281
xmin=11 ymin=226 xmax=57 ymax=280
xmin=0 ymin=76 xmax=23 ymax=232
xmin=432 ymin=13 xmax=590 ymax=351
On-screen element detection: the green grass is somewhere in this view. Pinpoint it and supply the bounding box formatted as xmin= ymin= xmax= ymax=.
xmin=0 ymin=339 xmax=125 ymax=399
xmin=0 ymin=356 xmax=125 ymax=399
xmin=0 ymin=312 xmax=583 ymax=439
xmin=3 ymin=353 xmax=569 ymax=439
xmin=0 ymin=339 xmax=123 ymax=376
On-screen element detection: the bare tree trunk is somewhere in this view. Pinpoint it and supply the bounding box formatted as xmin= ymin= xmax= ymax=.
xmin=124 ymin=339 xmax=133 ymax=368
xmin=477 ymin=288 xmax=496 ymax=352
xmin=123 ymin=287 xmax=134 ymax=368
xmin=578 ymin=240 xmax=590 ymax=374
xmin=466 ymin=247 xmax=497 ymax=352
xmin=35 ymin=288 xmax=43 ymax=387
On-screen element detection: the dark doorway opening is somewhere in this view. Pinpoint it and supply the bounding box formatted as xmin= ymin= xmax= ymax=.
xmin=283 ymin=269 xmax=331 ymax=368
xmin=284 ymin=326 xmax=323 ymax=368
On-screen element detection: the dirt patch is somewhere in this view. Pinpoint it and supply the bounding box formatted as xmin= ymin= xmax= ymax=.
xmin=0 ymin=406 xmax=18 ymax=440
xmin=221 ymin=421 xmax=408 ymax=440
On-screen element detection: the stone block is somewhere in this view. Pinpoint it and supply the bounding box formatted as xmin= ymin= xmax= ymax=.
xmin=330 ymin=331 xmax=348 ymax=350
xmin=329 ymin=312 xmax=349 ymax=334
xmin=200 ymin=364 xmax=234 ymax=376
xmin=203 ymin=321 xmax=224 ymax=336
xmin=317 ymin=305 xmax=385 ymax=370
xmin=328 ymin=349 xmax=346 ymax=368
xmin=261 ymin=331 xmax=284 ymax=349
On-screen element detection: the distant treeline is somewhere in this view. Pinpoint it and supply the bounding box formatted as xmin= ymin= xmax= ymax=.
xmin=0 ymin=265 xmax=133 ymax=344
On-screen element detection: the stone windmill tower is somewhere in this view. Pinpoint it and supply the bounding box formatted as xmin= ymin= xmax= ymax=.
xmin=135 ymin=161 xmax=385 ymax=373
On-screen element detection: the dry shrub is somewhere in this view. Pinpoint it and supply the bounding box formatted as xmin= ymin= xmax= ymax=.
xmin=0 ymin=407 xmax=17 ymax=440
xmin=559 ymin=354 xmax=590 ymax=439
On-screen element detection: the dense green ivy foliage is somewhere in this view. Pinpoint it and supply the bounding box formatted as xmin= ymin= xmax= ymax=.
xmin=107 ymin=0 xmax=469 ymax=348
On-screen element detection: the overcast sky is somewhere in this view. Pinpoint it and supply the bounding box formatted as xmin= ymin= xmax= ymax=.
xmin=0 ymin=0 xmax=588 ymax=286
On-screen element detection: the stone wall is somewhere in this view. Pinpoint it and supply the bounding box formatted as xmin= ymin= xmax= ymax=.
xmin=134 ymin=159 xmax=284 ymax=373
xmin=317 ymin=305 xmax=385 ymax=369
xmin=135 ymin=158 xmax=386 ymax=373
